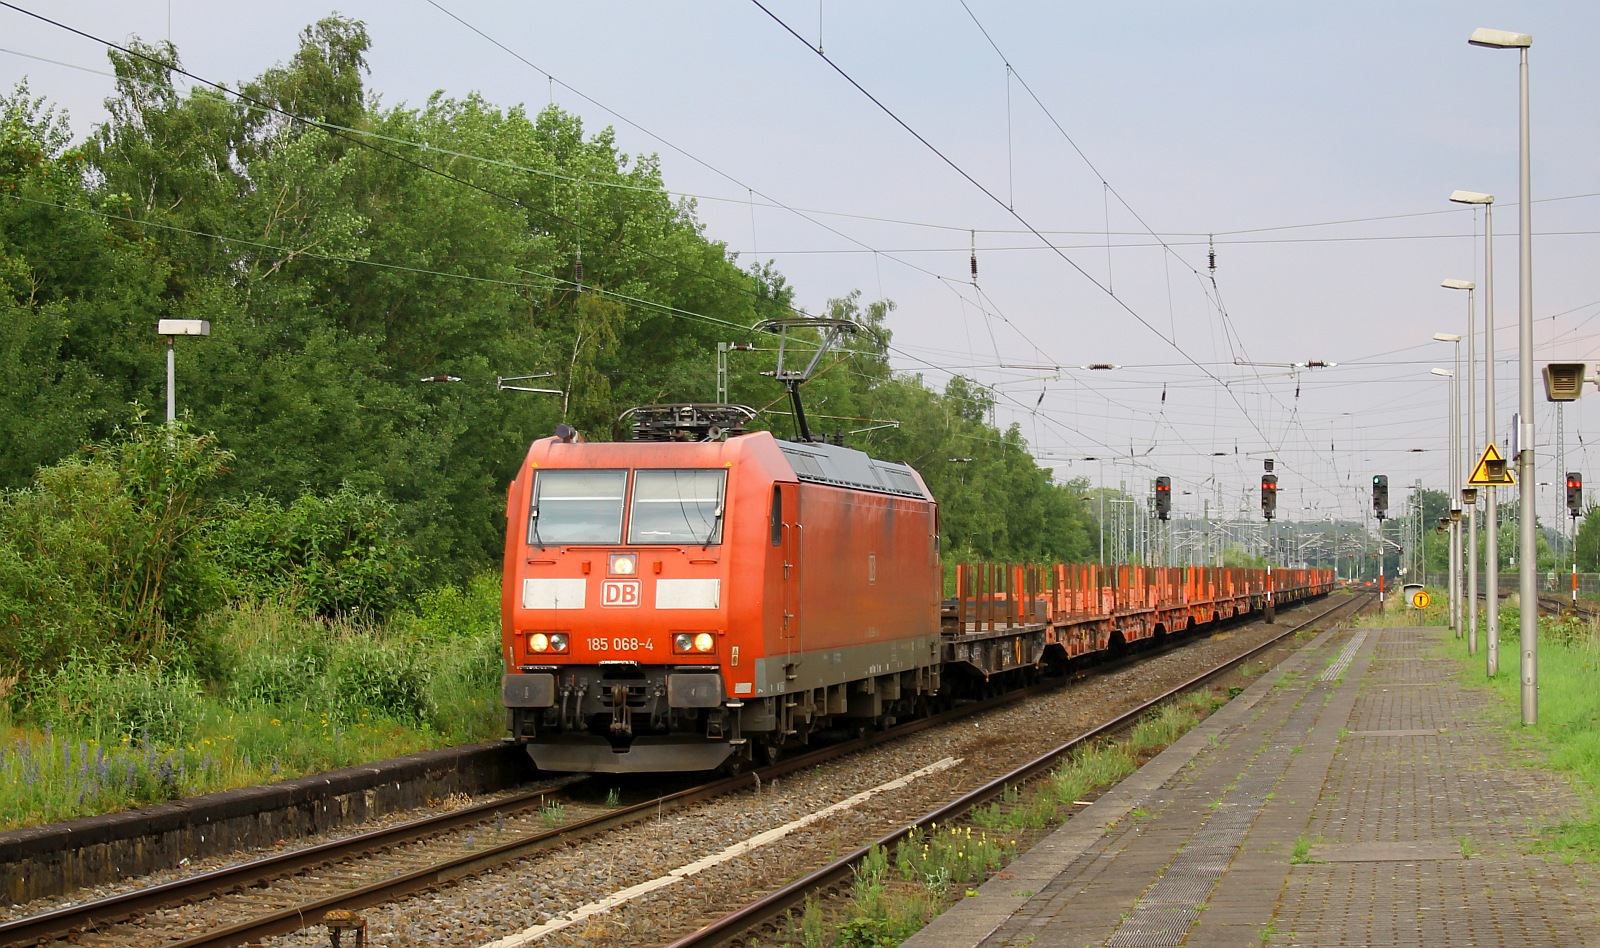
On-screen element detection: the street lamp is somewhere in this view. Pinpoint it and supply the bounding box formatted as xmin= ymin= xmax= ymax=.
xmin=1444 ymin=279 xmax=1478 ymax=655
xmin=1450 ymin=190 xmax=1499 ymax=677
xmin=1433 ymin=342 xmax=1462 ymax=639
xmin=1469 ymin=25 xmax=1536 ymax=724
xmin=156 ymin=319 xmax=211 ymax=426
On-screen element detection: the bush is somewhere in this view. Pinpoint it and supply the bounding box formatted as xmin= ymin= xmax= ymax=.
xmin=327 ymin=635 xmax=434 ymax=725
xmin=28 ymin=660 xmax=206 ymax=748
xmin=229 ymin=634 xmax=331 ymax=709
xmin=424 ymin=627 xmax=503 ymax=740
xmin=0 ymin=420 xmax=230 ymax=683
xmin=211 ymin=485 xmax=421 ymax=619
xmin=400 ymin=571 xmax=499 ymax=642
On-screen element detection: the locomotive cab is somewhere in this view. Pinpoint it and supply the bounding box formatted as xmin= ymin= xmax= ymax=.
xmin=503 ymin=440 xmax=753 ymax=771
xmin=500 ymin=423 xmax=944 ymax=773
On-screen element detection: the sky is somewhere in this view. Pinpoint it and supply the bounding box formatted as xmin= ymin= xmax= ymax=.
xmin=4 ymin=1 xmax=1598 ymax=530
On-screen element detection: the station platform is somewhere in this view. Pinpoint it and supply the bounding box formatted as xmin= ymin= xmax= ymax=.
xmin=906 ymin=622 xmax=1600 ymax=947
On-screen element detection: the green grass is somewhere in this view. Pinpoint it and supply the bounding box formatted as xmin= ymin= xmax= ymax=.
xmin=0 ymin=575 xmax=504 ymax=830
xmin=1448 ymin=609 xmax=1600 ymax=857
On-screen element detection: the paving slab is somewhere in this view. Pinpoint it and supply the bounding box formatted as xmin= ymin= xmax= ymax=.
xmin=904 ymin=620 xmax=1600 ymax=948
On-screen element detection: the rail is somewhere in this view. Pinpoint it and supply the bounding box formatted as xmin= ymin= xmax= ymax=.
xmin=666 ymin=590 xmax=1371 ymax=947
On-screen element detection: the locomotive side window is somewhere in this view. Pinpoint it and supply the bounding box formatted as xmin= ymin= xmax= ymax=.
xmin=770 ymin=485 xmax=782 ymax=546
xmin=528 ymin=469 xmax=627 ymax=546
xmin=629 ymin=470 xmax=727 ymax=545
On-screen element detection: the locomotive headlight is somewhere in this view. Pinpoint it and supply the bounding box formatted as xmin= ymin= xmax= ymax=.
xmin=609 ymin=553 xmax=638 ymax=576
xmin=673 ymin=632 xmax=716 ymax=654
xmin=527 ymin=632 xmax=569 ymax=654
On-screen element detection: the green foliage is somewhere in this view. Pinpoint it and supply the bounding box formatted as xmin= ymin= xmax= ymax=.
xmin=27 ymin=660 xmax=206 ymax=748
xmin=1220 ymin=547 xmax=1268 ymax=568
xmin=2 ymin=572 xmax=506 ymax=829
xmin=399 ymin=571 xmax=500 ymax=640
xmin=211 ymin=486 xmax=420 ymax=619
xmin=5 ymin=18 xmax=1099 ymax=587
xmin=0 ymin=421 xmax=230 ymax=682
xmin=1454 ymin=619 xmax=1600 ymax=858
xmin=325 ymin=634 xmax=434 ymax=725
xmin=217 ymin=579 xmax=501 ymax=735
xmin=223 ymin=605 xmax=332 ymax=707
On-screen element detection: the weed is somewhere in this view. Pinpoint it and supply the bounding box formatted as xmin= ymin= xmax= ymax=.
xmin=797 ymin=896 xmax=827 ymax=948
xmin=539 ymin=801 xmax=567 ymax=827
xmin=1290 ymin=834 xmax=1322 ymax=864
xmin=605 ymin=787 xmax=622 ymax=808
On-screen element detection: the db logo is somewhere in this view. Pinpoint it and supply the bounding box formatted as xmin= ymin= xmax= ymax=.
xmin=601 ymin=580 xmax=641 ymax=607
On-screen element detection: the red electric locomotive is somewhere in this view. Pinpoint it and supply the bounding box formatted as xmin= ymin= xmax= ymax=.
xmin=500 ymin=407 xmax=943 ymax=772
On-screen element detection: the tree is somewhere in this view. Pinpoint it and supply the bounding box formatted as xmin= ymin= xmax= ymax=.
xmin=6 ymin=16 xmax=1101 ymax=592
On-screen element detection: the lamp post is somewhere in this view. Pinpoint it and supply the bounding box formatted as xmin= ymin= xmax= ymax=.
xmin=1469 ymin=25 xmax=1536 ymax=724
xmin=1450 ymin=190 xmax=1498 ymax=676
xmin=1444 ymin=280 xmax=1478 ymax=654
xmin=156 ymin=319 xmax=211 ymax=428
xmin=1433 ymin=351 xmax=1461 ymax=637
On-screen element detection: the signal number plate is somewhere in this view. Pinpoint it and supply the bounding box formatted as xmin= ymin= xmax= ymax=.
xmin=601 ymin=580 xmax=641 ymax=607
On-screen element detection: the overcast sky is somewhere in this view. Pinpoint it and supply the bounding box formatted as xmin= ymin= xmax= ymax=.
xmin=4 ymin=1 xmax=1596 ymax=527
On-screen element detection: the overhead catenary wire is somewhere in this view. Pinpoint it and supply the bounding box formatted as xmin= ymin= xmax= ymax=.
xmin=4 ymin=4 xmax=1546 ymax=513
xmin=748 ymin=0 xmax=1292 ymax=464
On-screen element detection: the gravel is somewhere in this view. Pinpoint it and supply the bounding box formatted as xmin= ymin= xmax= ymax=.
xmin=260 ymin=603 xmax=1327 ymax=948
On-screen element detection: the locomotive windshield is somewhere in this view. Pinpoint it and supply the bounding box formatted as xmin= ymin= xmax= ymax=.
xmin=528 ymin=469 xmax=627 ymax=546
xmin=628 ymin=469 xmax=727 ymax=545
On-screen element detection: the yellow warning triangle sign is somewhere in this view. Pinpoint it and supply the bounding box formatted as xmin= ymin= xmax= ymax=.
xmin=1467 ymin=443 xmax=1516 ymax=486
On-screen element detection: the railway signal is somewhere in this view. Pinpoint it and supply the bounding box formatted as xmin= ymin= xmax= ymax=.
xmin=1154 ymin=476 xmax=1172 ymax=520
xmin=1372 ymin=474 xmax=1388 ymax=520
xmin=1568 ymin=472 xmax=1583 ymax=518
xmin=1261 ymin=474 xmax=1278 ymax=520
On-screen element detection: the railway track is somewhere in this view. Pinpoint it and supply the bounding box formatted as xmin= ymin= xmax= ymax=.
xmin=1535 ymin=591 xmax=1600 ymax=620
xmin=0 ymin=598 xmax=1337 ymax=948
xmin=0 ymin=738 xmax=886 ymax=948
xmin=666 ymin=590 xmax=1372 ymax=948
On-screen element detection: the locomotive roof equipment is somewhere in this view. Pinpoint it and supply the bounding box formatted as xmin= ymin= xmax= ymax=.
xmin=751 ymin=317 xmax=861 ymax=444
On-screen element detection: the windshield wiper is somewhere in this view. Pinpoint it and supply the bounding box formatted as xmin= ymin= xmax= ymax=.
xmin=702 ymin=505 xmax=724 ymax=549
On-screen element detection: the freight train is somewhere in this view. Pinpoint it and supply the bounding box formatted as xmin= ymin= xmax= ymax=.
xmin=499 ymin=404 xmax=1334 ymax=773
